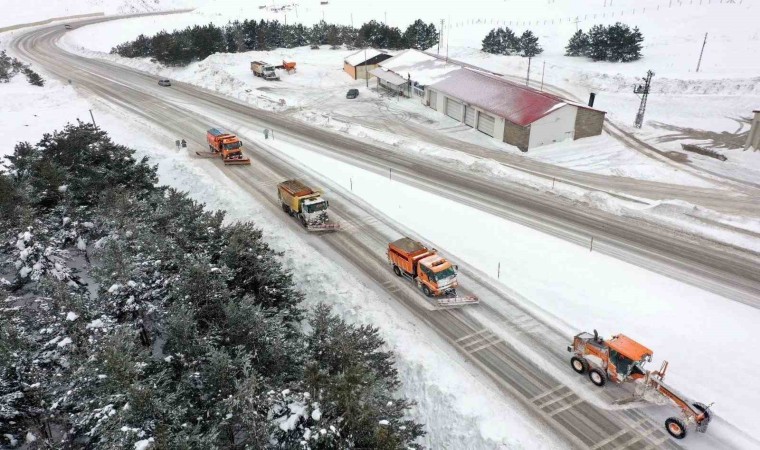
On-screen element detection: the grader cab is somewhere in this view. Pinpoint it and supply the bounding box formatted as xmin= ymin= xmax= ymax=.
xmin=568 ymin=330 xmax=712 ymax=440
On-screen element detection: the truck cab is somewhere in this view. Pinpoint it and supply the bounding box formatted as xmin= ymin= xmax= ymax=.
xmin=387 ymin=238 xmax=459 ymax=297
xmin=568 ymin=331 xmax=652 ymax=384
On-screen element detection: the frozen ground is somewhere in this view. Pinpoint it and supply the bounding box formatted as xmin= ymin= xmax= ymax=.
xmin=0 ymin=62 xmax=565 ymax=450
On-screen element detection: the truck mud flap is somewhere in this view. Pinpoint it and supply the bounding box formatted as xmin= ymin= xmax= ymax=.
xmin=434 ymin=296 xmax=479 ymax=308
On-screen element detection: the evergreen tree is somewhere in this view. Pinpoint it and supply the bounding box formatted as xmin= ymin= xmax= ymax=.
xmin=519 ymin=29 xmax=543 ymax=57
xmin=403 ymin=19 xmax=438 ymax=50
xmin=482 ymin=28 xmax=502 ymax=54
xmin=586 ymin=24 xmax=609 ymax=61
xmin=565 ymin=29 xmax=589 ymax=56
xmin=619 ymin=25 xmax=644 ymax=62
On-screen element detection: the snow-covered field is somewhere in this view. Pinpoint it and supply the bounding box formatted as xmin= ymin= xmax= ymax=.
xmin=0 ymin=63 xmax=565 ymax=450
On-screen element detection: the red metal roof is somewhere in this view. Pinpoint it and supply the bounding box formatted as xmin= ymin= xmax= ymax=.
xmin=429 ymin=68 xmax=582 ymax=127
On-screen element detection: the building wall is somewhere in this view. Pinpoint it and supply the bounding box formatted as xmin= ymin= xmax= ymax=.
xmin=343 ymin=62 xmax=356 ymax=80
xmin=493 ymin=116 xmax=506 ymax=140
xmin=504 ymin=121 xmax=530 ymax=151
xmin=745 ymin=110 xmax=760 ymax=150
xmin=574 ymin=108 xmax=606 ymax=140
xmin=528 ymin=105 xmax=577 ymax=148
xmin=356 ymin=63 xmax=381 ymax=80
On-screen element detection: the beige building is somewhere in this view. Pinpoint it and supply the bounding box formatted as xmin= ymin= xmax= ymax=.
xmin=343 ymin=49 xmax=392 ymax=80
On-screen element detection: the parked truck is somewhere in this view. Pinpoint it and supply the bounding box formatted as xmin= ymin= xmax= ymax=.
xmin=387 ymin=237 xmax=478 ymax=307
xmin=251 ymin=61 xmax=279 ymax=80
xmin=199 ymin=128 xmax=251 ymax=165
xmin=277 ymin=180 xmax=339 ymax=231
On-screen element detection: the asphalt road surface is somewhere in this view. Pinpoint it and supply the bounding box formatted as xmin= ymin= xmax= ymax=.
xmin=10 ymin=16 xmax=760 ymax=449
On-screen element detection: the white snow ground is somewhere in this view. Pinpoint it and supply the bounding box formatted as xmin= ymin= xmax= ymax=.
xmin=0 ymin=60 xmax=565 ymax=450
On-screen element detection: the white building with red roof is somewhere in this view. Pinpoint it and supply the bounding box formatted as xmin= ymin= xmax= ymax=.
xmin=427 ymin=68 xmax=606 ymax=151
xmin=373 ymin=49 xmax=605 ymax=151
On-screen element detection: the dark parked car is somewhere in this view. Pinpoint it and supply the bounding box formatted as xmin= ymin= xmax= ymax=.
xmin=346 ymin=88 xmax=359 ymax=99
xmin=158 ymin=79 xmax=172 ymax=87
xmin=64 ymin=24 xmax=72 ymax=30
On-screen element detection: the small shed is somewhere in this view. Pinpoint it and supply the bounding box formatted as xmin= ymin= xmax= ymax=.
xmin=343 ymin=49 xmax=392 ymax=80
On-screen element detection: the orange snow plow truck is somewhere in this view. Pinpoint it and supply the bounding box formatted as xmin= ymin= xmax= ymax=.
xmin=387 ymin=237 xmax=478 ymax=307
xmin=277 ymin=180 xmax=339 ymax=231
xmin=201 ymin=128 xmax=251 ymax=165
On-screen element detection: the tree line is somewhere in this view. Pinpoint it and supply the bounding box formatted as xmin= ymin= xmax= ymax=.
xmin=565 ymin=22 xmax=644 ymax=62
xmin=112 ymin=19 xmax=438 ymax=66
xmin=481 ymin=22 xmax=643 ymax=62
xmin=481 ymin=27 xmax=543 ymax=57
xmin=0 ymin=123 xmax=425 ymax=449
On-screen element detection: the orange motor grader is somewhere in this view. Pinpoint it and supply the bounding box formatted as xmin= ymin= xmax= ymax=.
xmin=567 ymin=330 xmax=712 ymax=440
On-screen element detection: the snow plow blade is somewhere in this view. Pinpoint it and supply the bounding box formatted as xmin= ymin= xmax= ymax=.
xmin=223 ymin=157 xmax=251 ymax=166
xmin=306 ymin=222 xmax=340 ymax=232
xmin=435 ymin=295 xmax=479 ymax=307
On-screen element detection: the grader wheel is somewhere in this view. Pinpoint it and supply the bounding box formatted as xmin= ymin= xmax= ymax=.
xmin=570 ymin=357 xmax=588 ymax=374
xmin=665 ymin=417 xmax=687 ymax=439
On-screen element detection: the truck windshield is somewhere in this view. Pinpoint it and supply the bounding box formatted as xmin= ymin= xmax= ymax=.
xmin=433 ymin=267 xmax=456 ymax=281
xmin=224 ymin=142 xmax=241 ymax=150
xmin=304 ymin=201 xmax=328 ymax=213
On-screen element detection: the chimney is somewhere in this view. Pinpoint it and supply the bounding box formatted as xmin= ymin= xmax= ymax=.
xmin=588 ymin=93 xmax=596 ymax=107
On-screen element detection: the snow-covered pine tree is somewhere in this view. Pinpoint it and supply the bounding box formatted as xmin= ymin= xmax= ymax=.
xmin=402 ymin=19 xmax=438 ymax=50
xmin=519 ymin=30 xmax=543 ymax=57
xmin=565 ymin=29 xmax=590 ymax=57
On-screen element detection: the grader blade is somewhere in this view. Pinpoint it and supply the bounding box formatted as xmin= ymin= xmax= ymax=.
xmin=305 ymin=222 xmax=340 ymax=232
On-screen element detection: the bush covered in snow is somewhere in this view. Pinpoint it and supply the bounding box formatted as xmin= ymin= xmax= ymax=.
xmin=0 ymin=123 xmax=424 ymax=449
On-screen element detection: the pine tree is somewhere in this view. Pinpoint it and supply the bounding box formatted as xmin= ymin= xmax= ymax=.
xmin=519 ymin=30 xmax=543 ymax=57
xmin=586 ymin=24 xmax=609 ymax=61
xmin=501 ymin=27 xmax=519 ymax=54
xmin=565 ymin=29 xmax=589 ymax=56
xmin=402 ymin=19 xmax=438 ymax=50
xmin=482 ymin=28 xmax=502 ymax=54
xmin=620 ymin=25 xmax=644 ymax=62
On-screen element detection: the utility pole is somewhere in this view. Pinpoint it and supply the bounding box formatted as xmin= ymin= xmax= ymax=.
xmin=365 ymin=48 xmax=369 ymax=88
xmin=696 ymin=32 xmax=707 ymax=72
xmin=526 ymin=56 xmax=532 ymax=86
xmin=438 ymin=19 xmax=444 ymax=54
xmin=573 ymin=17 xmax=580 ymax=31
xmin=540 ymin=61 xmax=546 ymax=91
xmin=633 ymin=70 xmax=654 ymax=128
xmin=89 ymin=109 xmax=97 ymax=127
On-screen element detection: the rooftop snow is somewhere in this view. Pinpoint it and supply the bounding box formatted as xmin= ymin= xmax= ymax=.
xmin=344 ymin=49 xmax=388 ymax=66
xmin=378 ymin=49 xmax=461 ymax=86
xmin=370 ymin=68 xmax=407 ymax=86
xmin=429 ymin=68 xmax=600 ymax=126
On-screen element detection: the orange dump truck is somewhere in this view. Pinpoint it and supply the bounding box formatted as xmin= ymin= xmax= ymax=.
xmin=387 ymin=237 xmax=478 ymax=307
xmin=201 ymin=128 xmax=251 ymax=165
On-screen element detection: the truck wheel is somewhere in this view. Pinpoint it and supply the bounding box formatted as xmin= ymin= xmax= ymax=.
xmin=693 ymin=402 xmax=712 ymax=423
xmin=281 ymin=203 xmax=289 ymax=214
xmin=392 ymin=266 xmax=402 ymax=277
xmin=665 ymin=417 xmax=687 ymax=439
xmin=421 ymin=285 xmax=432 ymax=297
xmin=588 ymin=368 xmax=606 ymax=387
xmin=209 ymin=145 xmax=215 ymax=152
xmin=570 ymin=357 xmax=588 ymax=374
xmin=299 ymin=215 xmax=307 ymax=226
